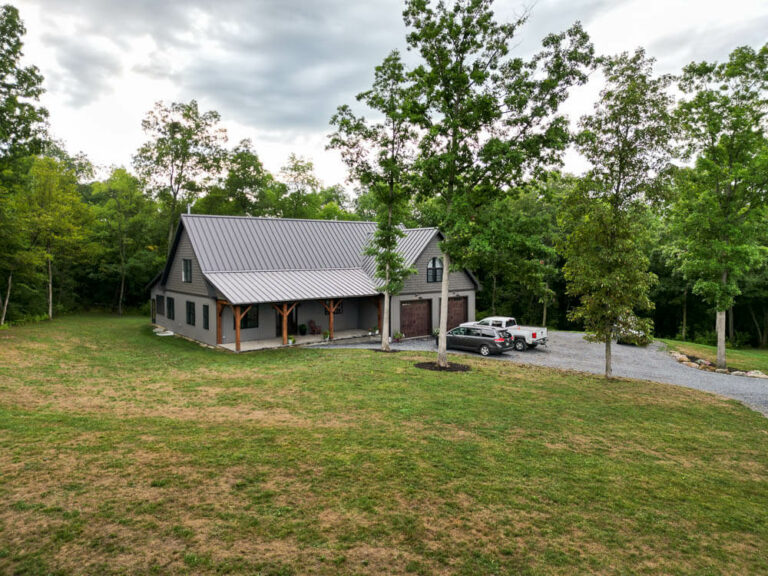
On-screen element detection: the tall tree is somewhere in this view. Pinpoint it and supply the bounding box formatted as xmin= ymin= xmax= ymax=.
xmin=404 ymin=0 xmax=593 ymax=366
xmin=25 ymin=157 xmax=90 ymax=319
xmin=669 ymin=43 xmax=768 ymax=369
xmin=0 ymin=4 xmax=48 ymax=323
xmin=0 ymin=4 xmax=47 ymax=164
xmin=91 ymin=168 xmax=161 ymax=315
xmin=329 ymin=50 xmax=418 ymax=351
xmin=559 ymin=49 xmax=673 ymax=378
xmin=133 ymin=100 xmax=227 ymax=251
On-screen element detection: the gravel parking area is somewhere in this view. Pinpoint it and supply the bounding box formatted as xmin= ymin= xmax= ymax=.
xmin=325 ymin=331 xmax=768 ymax=416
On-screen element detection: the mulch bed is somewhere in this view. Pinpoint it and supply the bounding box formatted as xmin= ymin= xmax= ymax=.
xmin=373 ymin=349 xmax=400 ymax=353
xmin=414 ymin=361 xmax=471 ymax=372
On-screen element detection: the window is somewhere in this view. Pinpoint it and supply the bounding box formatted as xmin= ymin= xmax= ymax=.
xmin=323 ymin=302 xmax=343 ymax=315
xmin=182 ymin=259 xmax=192 ymax=283
xmin=427 ymin=257 xmax=443 ymax=283
xmin=186 ymin=301 xmax=195 ymax=326
xmin=167 ymin=297 xmax=175 ymax=320
xmin=156 ymin=295 xmax=165 ymax=316
xmin=234 ymin=306 xmax=259 ymax=330
xmin=202 ymin=304 xmax=209 ymax=330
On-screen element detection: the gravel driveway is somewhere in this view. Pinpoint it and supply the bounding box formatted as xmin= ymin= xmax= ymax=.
xmin=326 ymin=331 xmax=768 ymax=416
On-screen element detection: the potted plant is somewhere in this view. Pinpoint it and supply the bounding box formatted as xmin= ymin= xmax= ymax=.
xmin=433 ymin=327 xmax=441 ymax=344
xmin=322 ymin=330 xmax=330 ymax=342
xmin=372 ymin=326 xmax=379 ymax=335
xmin=298 ymin=323 xmax=307 ymax=336
xmin=393 ymin=331 xmax=404 ymax=343
xmin=287 ymin=335 xmax=296 ymax=346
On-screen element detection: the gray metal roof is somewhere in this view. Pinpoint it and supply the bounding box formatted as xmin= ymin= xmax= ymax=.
xmin=172 ymin=214 xmax=444 ymax=305
xmin=361 ymin=227 xmax=438 ymax=278
xmin=182 ymin=214 xmax=377 ymax=272
xmin=205 ymin=269 xmax=378 ymax=305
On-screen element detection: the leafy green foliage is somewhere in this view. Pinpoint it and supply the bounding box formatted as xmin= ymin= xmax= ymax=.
xmin=560 ymin=49 xmax=673 ymax=376
xmin=133 ymin=100 xmax=227 ymax=251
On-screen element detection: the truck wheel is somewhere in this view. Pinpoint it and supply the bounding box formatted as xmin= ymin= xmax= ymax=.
xmin=479 ymin=344 xmax=491 ymax=356
xmin=514 ymin=339 xmax=526 ymax=352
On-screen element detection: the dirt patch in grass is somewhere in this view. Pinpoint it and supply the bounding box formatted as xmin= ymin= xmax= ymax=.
xmin=414 ymin=361 xmax=471 ymax=372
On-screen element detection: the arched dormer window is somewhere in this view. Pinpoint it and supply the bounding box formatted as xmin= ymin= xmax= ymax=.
xmin=427 ymin=257 xmax=443 ymax=283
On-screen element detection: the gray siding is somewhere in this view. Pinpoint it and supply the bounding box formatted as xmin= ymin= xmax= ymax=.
xmin=165 ymin=228 xmax=212 ymax=297
xmin=401 ymin=236 xmax=476 ymax=295
xmin=390 ymin=290 xmax=475 ymax=338
xmin=151 ymin=287 xmax=217 ymax=347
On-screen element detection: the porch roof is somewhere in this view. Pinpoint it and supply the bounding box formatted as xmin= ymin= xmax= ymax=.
xmin=205 ymin=268 xmax=379 ymax=305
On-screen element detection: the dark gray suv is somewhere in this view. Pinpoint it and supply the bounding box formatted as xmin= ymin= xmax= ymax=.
xmin=446 ymin=326 xmax=513 ymax=356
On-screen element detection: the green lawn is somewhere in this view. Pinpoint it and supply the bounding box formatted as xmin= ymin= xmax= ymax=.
xmin=1 ymin=315 xmax=767 ymax=575
xmin=660 ymin=338 xmax=768 ymax=373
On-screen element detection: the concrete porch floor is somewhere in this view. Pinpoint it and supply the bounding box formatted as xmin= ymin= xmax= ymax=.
xmin=219 ymin=329 xmax=373 ymax=352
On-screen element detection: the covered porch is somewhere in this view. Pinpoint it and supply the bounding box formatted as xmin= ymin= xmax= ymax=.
xmin=215 ymin=296 xmax=383 ymax=352
xmin=219 ymin=328 xmax=372 ymax=352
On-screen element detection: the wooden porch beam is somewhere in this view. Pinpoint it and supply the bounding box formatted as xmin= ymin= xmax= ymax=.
xmin=232 ymin=304 xmax=253 ymax=353
xmin=216 ymin=300 xmax=224 ymax=345
xmin=271 ymin=302 xmax=297 ymax=346
xmin=321 ymin=298 xmax=343 ymax=340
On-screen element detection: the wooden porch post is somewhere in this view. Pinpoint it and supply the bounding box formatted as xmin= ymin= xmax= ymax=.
xmin=271 ymin=302 xmax=298 ymax=346
xmin=234 ymin=305 xmax=241 ymax=352
xmin=216 ymin=300 xmax=224 ymax=345
xmin=321 ymin=299 xmax=343 ymax=340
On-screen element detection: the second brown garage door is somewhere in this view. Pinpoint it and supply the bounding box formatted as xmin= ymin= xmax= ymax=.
xmin=400 ymin=300 xmax=431 ymax=337
xmin=447 ymin=296 xmax=468 ymax=329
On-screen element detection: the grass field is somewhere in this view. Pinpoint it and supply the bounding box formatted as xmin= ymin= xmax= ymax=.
xmin=660 ymin=338 xmax=768 ymax=373
xmin=1 ymin=315 xmax=768 ymax=575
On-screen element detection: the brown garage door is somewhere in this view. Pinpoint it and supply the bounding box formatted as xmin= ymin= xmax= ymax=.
xmin=400 ymin=300 xmax=431 ymax=337
xmin=447 ymin=296 xmax=468 ymax=329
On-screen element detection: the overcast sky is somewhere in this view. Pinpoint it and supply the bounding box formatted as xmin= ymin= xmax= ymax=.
xmin=15 ymin=0 xmax=768 ymax=187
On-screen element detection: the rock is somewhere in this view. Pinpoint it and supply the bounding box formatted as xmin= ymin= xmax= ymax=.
xmin=715 ymin=369 xmax=729 ymax=374
xmin=732 ymin=371 xmax=748 ymax=377
xmin=746 ymin=370 xmax=768 ymax=379
xmin=696 ymin=358 xmax=712 ymax=367
xmin=682 ymin=362 xmax=699 ymax=369
xmin=671 ymin=352 xmax=689 ymax=362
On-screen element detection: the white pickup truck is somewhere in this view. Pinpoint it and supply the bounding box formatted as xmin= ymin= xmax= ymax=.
xmin=461 ymin=316 xmax=548 ymax=352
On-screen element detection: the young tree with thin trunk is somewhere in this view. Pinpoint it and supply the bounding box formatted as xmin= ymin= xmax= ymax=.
xmin=92 ymin=168 xmax=159 ymax=316
xmin=669 ymin=44 xmax=768 ymax=369
xmin=133 ymin=100 xmax=227 ymax=253
xmin=403 ymin=0 xmax=593 ymax=367
xmin=559 ymin=49 xmax=673 ymax=378
xmin=25 ymin=157 xmax=90 ymax=320
xmin=329 ymin=51 xmax=418 ymax=351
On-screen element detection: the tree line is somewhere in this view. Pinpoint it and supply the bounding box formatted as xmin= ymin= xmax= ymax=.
xmin=1 ymin=1 xmax=766 ymax=374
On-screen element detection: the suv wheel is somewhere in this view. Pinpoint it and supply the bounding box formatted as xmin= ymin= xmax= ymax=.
xmin=479 ymin=344 xmax=491 ymax=356
xmin=514 ymin=338 xmax=526 ymax=352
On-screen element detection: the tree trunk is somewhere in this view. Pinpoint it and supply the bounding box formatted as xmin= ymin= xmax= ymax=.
xmin=542 ymin=281 xmax=549 ymax=327
xmin=716 ymin=309 xmax=727 ymax=369
xmin=681 ymin=286 xmax=687 ymax=340
xmin=381 ymin=273 xmax=391 ymax=353
xmin=118 ymin=271 xmax=126 ymax=317
xmin=605 ymin=336 xmax=612 ymax=379
xmin=728 ymin=305 xmax=734 ymax=342
xmin=749 ymin=305 xmax=763 ymax=347
xmin=47 ymin=256 xmax=53 ymax=320
xmin=491 ymin=274 xmax=497 ymax=315
xmin=762 ymin=307 xmax=768 ymax=349
xmin=1 ymin=272 xmax=12 ymax=326
xmin=437 ymin=252 xmax=450 ymax=368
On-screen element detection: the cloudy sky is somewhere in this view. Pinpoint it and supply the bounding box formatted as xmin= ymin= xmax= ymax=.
xmin=15 ymin=0 xmax=768 ymax=186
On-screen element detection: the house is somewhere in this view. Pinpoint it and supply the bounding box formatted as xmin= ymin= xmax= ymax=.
xmin=150 ymin=214 xmax=477 ymax=351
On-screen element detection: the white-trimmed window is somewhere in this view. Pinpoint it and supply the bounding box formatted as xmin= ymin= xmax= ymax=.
xmin=182 ymin=259 xmax=192 ymax=283
xmin=427 ymin=257 xmax=443 ymax=283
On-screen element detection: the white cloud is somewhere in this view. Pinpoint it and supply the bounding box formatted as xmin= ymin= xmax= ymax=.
xmin=14 ymin=0 xmax=768 ymax=186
